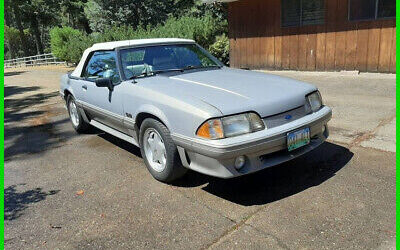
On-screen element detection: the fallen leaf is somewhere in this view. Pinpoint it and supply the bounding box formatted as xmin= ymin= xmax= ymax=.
xmin=76 ymin=190 xmax=84 ymax=195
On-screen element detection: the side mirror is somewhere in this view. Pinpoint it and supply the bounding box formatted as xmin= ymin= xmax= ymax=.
xmin=95 ymin=78 xmax=113 ymax=91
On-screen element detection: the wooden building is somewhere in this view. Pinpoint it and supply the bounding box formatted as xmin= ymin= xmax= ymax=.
xmin=226 ymin=0 xmax=396 ymax=72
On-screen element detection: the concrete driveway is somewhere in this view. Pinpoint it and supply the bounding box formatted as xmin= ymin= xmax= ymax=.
xmin=4 ymin=67 xmax=395 ymax=249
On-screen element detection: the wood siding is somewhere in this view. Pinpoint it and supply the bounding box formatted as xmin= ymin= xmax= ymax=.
xmin=228 ymin=0 xmax=396 ymax=73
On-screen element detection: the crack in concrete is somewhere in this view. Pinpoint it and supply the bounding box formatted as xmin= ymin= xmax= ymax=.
xmin=171 ymin=187 xmax=237 ymax=225
xmin=201 ymin=203 xmax=291 ymax=250
xmin=168 ymin=189 xmax=277 ymax=249
xmin=191 ymin=113 xmax=396 ymax=249
xmin=201 ymin=204 xmax=292 ymax=250
xmin=244 ymin=223 xmax=291 ymax=250
xmin=202 ymin=206 xmax=265 ymax=249
xmin=349 ymin=114 xmax=396 ymax=148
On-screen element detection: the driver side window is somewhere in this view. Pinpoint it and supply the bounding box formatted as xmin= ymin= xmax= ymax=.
xmin=83 ymin=51 xmax=120 ymax=84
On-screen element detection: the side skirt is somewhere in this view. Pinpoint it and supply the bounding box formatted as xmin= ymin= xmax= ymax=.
xmin=90 ymin=120 xmax=139 ymax=147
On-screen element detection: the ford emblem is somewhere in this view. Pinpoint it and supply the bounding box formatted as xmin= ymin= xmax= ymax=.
xmin=285 ymin=115 xmax=292 ymax=120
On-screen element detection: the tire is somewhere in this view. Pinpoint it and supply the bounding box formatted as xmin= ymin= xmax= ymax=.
xmin=66 ymin=95 xmax=90 ymax=133
xmin=139 ymin=118 xmax=187 ymax=183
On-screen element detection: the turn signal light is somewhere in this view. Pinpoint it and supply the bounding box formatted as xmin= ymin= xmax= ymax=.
xmin=196 ymin=119 xmax=224 ymax=139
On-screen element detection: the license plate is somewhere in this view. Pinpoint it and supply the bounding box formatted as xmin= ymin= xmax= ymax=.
xmin=287 ymin=127 xmax=310 ymax=151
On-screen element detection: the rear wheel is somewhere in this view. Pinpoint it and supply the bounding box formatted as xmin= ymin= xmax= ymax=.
xmin=139 ymin=118 xmax=187 ymax=183
xmin=67 ymin=95 xmax=90 ymax=133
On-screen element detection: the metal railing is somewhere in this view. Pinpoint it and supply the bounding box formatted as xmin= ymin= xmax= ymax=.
xmin=4 ymin=53 xmax=66 ymax=68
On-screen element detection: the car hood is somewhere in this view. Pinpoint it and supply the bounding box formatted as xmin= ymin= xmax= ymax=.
xmin=143 ymin=68 xmax=317 ymax=117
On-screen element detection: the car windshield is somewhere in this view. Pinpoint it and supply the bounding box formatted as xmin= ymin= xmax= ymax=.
xmin=120 ymin=44 xmax=221 ymax=79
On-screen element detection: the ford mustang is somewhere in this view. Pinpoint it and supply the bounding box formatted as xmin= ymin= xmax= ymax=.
xmin=60 ymin=38 xmax=332 ymax=183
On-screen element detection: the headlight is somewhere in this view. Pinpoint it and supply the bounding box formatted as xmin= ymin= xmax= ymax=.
xmin=196 ymin=112 xmax=265 ymax=139
xmin=307 ymin=91 xmax=323 ymax=112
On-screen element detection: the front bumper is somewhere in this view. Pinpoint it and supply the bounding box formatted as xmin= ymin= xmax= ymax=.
xmin=172 ymin=106 xmax=332 ymax=178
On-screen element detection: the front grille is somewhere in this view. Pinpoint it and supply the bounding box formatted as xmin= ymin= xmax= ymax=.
xmin=263 ymin=105 xmax=308 ymax=129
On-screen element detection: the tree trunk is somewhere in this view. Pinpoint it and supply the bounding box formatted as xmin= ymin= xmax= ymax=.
xmin=81 ymin=17 xmax=92 ymax=34
xmin=30 ymin=14 xmax=44 ymax=54
xmin=5 ymin=42 xmax=16 ymax=59
xmin=12 ymin=5 xmax=29 ymax=56
xmin=4 ymin=14 xmax=16 ymax=58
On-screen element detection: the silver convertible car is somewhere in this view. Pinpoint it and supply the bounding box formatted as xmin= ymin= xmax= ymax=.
xmin=60 ymin=38 xmax=332 ymax=183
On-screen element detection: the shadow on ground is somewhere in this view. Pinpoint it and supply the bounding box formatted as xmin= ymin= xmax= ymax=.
xmin=4 ymin=71 xmax=26 ymax=77
xmin=4 ymin=118 xmax=78 ymax=161
xmin=97 ymin=133 xmax=353 ymax=206
xmin=5 ymin=88 xmax=60 ymax=128
xmin=5 ymin=85 xmax=40 ymax=98
xmin=4 ymin=184 xmax=59 ymax=221
xmin=4 ymin=87 xmax=78 ymax=160
xmin=178 ymin=142 xmax=353 ymax=206
xmin=5 ymin=90 xmax=59 ymax=123
xmin=98 ymin=132 xmax=142 ymax=158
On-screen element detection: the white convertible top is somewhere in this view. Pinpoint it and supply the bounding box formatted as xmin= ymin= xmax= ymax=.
xmin=71 ymin=38 xmax=195 ymax=77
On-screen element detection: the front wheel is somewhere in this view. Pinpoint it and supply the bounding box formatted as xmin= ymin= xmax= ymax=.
xmin=67 ymin=95 xmax=90 ymax=133
xmin=139 ymin=118 xmax=187 ymax=183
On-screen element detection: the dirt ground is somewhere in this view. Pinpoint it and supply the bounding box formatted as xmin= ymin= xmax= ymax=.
xmin=4 ymin=66 xmax=396 ymax=249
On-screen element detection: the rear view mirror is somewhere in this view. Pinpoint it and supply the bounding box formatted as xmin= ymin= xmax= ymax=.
xmin=95 ymin=78 xmax=113 ymax=91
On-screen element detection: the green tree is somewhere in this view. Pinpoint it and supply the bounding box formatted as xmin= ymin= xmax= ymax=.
xmin=50 ymin=13 xmax=228 ymax=63
xmin=208 ymin=34 xmax=229 ymax=65
xmin=50 ymin=27 xmax=83 ymax=62
xmin=83 ymin=0 xmax=196 ymax=33
xmin=24 ymin=0 xmax=60 ymax=54
xmin=5 ymin=0 xmax=30 ymax=56
xmin=5 ymin=0 xmax=60 ymax=55
xmin=6 ymin=0 xmax=228 ymax=58
xmin=59 ymin=0 xmax=91 ymax=33
xmin=4 ymin=25 xmax=19 ymax=58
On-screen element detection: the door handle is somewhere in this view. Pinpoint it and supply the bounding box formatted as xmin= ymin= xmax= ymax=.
xmin=82 ymin=85 xmax=87 ymax=90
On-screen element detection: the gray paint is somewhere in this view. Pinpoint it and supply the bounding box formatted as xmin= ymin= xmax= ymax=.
xmin=60 ymin=41 xmax=331 ymax=178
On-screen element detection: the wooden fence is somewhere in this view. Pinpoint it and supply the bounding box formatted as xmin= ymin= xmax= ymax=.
xmin=4 ymin=53 xmax=66 ymax=68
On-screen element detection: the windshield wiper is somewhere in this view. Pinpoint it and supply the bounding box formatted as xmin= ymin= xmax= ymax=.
xmin=129 ymin=65 xmax=221 ymax=81
xmin=128 ymin=72 xmax=149 ymax=81
xmin=149 ymin=68 xmax=185 ymax=74
xmin=128 ymin=68 xmax=184 ymax=81
xmin=183 ymin=65 xmax=222 ymax=70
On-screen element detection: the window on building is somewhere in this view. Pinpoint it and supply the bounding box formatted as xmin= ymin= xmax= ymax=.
xmin=281 ymin=0 xmax=325 ymax=27
xmin=349 ymin=0 xmax=395 ymax=21
xmin=377 ymin=0 xmax=396 ymax=18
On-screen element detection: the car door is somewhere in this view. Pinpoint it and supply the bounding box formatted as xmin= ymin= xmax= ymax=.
xmin=81 ymin=50 xmax=127 ymax=133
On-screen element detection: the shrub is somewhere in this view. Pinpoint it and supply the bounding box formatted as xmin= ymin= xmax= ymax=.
xmin=97 ymin=25 xmax=136 ymax=42
xmin=5 ymin=25 xmax=37 ymax=58
xmin=208 ymin=34 xmax=229 ymax=65
xmin=50 ymin=14 xmax=229 ymax=64
xmin=50 ymin=27 xmax=84 ymax=63
xmin=147 ymin=14 xmax=227 ymax=49
xmin=97 ymin=14 xmax=227 ymax=49
xmin=65 ymin=34 xmax=95 ymax=64
xmin=4 ymin=25 xmax=20 ymax=59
